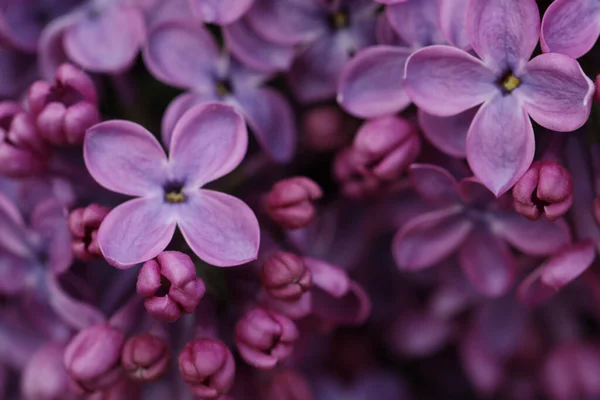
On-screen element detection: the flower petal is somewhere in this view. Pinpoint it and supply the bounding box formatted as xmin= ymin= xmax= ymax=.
xmin=459 ymin=227 xmax=515 ymax=297
xmin=439 ymin=0 xmax=470 ymax=49
xmin=466 ymin=94 xmax=535 ymax=197
xmin=84 ymin=121 xmax=168 ymax=197
xmin=466 ymin=0 xmax=540 ymax=72
xmin=0 ymin=193 xmax=30 ymax=258
xmin=38 ymin=14 xmax=74 ymax=81
xmin=517 ymin=53 xmax=594 ymax=132
xmin=393 ymin=207 xmax=472 ymax=271
xmin=30 ymin=199 xmax=72 ymax=274
xmin=490 ymin=212 xmax=571 ymax=256
xmin=63 ymin=6 xmax=145 ymax=73
xmin=541 ymin=0 xmax=600 ymax=59
xmin=312 ymin=281 xmax=371 ymax=325
xmin=236 ymin=87 xmax=296 ymax=163
xmin=337 ymin=45 xmax=412 ymax=118
xmin=189 ymin=0 xmax=254 ymax=24
xmin=161 ymin=91 xmax=219 ymax=146
xmin=418 ymin=107 xmax=477 ymax=157
xmin=0 ymin=251 xmax=29 ymax=296
xmin=0 ymin=43 xmax=37 ymax=98
xmin=143 ymin=22 xmax=219 ymax=90
xmin=386 ymin=0 xmax=446 ymax=47
xmin=169 ymin=103 xmax=248 ymax=186
xmin=177 ymin=190 xmax=259 ymax=267
xmin=98 ymin=198 xmax=177 ymax=269
xmin=409 ymin=163 xmax=460 ymax=206
xmin=404 ymin=45 xmax=497 ymax=116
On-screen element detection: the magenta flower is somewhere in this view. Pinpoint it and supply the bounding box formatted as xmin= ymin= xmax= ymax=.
xmin=404 ymin=0 xmax=594 ymax=195
xmin=84 ymin=103 xmax=260 ymax=269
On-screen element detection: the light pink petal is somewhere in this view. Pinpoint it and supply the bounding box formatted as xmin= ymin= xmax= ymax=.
xmin=393 ymin=207 xmax=473 ymax=271
xmin=169 ymin=103 xmax=248 ymax=186
xmin=418 ymin=107 xmax=476 ymax=157
xmin=519 ymin=241 xmax=596 ymax=306
xmin=190 ymin=0 xmax=254 ymax=25
xmin=386 ymin=0 xmax=446 ymax=47
xmin=459 ymin=227 xmax=516 ymax=297
xmin=143 ymin=0 xmax=194 ymax=28
xmin=236 ymin=87 xmax=296 ymax=163
xmin=541 ymin=0 xmax=600 ymax=58
xmin=518 ymin=53 xmax=594 ymax=132
xmin=178 ymin=190 xmax=259 ymax=267
xmin=490 ymin=212 xmax=571 ymax=256
xmin=466 ymin=0 xmax=540 ymax=72
xmin=143 ymin=22 xmax=219 ymax=90
xmin=409 ymin=163 xmax=460 ymax=205
xmin=0 ymin=251 xmax=29 ymax=296
xmin=439 ymin=0 xmax=470 ymax=49
xmin=98 ymin=198 xmax=177 ymax=269
xmin=63 ymin=6 xmax=145 ymax=73
xmin=466 ymin=94 xmax=535 ymax=197
xmin=304 ymin=258 xmax=350 ymax=298
xmin=337 ymin=45 xmax=412 ymax=118
xmin=84 ymin=121 xmax=168 ymax=197
xmin=404 ymin=45 xmax=497 ymax=117
xmin=161 ymin=92 xmax=219 ymax=146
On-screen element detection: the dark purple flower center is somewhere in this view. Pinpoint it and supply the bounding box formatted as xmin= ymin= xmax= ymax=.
xmin=329 ymin=10 xmax=350 ymax=30
xmin=497 ymin=70 xmax=521 ymax=94
xmin=156 ymin=275 xmax=172 ymax=297
xmin=164 ymin=182 xmax=185 ymax=203
xmin=215 ymin=79 xmax=233 ymax=98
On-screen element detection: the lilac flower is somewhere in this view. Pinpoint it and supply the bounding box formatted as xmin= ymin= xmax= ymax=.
xmin=143 ymin=21 xmax=296 ymax=162
xmin=84 ymin=103 xmax=260 ymax=269
xmin=404 ymin=0 xmax=594 ymax=195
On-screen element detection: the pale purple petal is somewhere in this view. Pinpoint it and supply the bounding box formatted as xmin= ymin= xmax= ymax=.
xmin=517 ymin=53 xmax=594 ymax=132
xmin=143 ymin=22 xmax=219 ymax=90
xmin=0 ymin=193 xmax=30 ymax=258
xmin=466 ymin=94 xmax=535 ymax=197
xmin=63 ymin=6 xmax=145 ymax=73
xmin=404 ymin=45 xmax=497 ymax=116
xmin=236 ymin=87 xmax=296 ymax=163
xmin=84 ymin=121 xmax=168 ymax=197
xmin=409 ymin=164 xmax=460 ymax=206
xmin=304 ymin=257 xmax=350 ymax=297
xmin=393 ymin=207 xmax=473 ymax=271
xmin=38 ymin=13 xmax=74 ymax=80
xmin=162 ymin=92 xmax=219 ymax=146
xmin=458 ymin=177 xmax=496 ymax=205
xmin=177 ymin=190 xmax=260 ymax=267
xmin=30 ymin=199 xmax=72 ymax=274
xmin=490 ymin=212 xmax=571 ymax=256
xmin=337 ymin=45 xmax=412 ymax=118
xmin=98 ymin=198 xmax=177 ymax=269
xmin=466 ymin=0 xmax=540 ymax=72
xmin=459 ymin=227 xmax=515 ymax=297
xmin=190 ymin=0 xmax=254 ymax=24
xmin=541 ymin=0 xmax=600 ymax=58
xmin=169 ymin=103 xmax=248 ymax=186
xmin=375 ymin=12 xmax=405 ymax=46
xmin=418 ymin=107 xmax=477 ymax=157
xmin=0 ymin=0 xmax=44 ymax=52
xmin=386 ymin=0 xmax=446 ymax=47
xmin=518 ymin=241 xmax=596 ymax=306
xmin=439 ymin=0 xmax=470 ymax=49
xmin=143 ymin=0 xmax=194 ymax=28
xmin=0 ymin=251 xmax=29 ymax=296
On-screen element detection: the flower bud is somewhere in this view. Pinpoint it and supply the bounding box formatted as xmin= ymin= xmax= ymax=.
xmin=68 ymin=204 xmax=110 ymax=261
xmin=261 ymin=251 xmax=311 ymax=301
xmin=178 ymin=339 xmax=235 ymax=399
xmin=301 ymin=105 xmax=351 ymax=152
xmin=260 ymin=369 xmax=314 ymax=400
xmin=121 ymin=333 xmax=170 ymax=382
xmin=333 ymin=147 xmax=379 ymax=198
xmin=137 ymin=251 xmax=206 ymax=322
xmin=266 ymin=177 xmax=323 ymax=230
xmin=22 ymin=343 xmax=78 ymax=400
xmin=513 ymin=161 xmax=573 ymax=221
xmin=27 ymin=63 xmax=99 ymax=146
xmin=63 ymin=324 xmax=125 ymax=394
xmin=86 ymin=378 xmax=141 ymax=400
xmin=235 ymin=307 xmax=299 ymax=370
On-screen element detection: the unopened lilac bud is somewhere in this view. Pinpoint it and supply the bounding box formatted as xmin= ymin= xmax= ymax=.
xmin=266 ymin=177 xmax=323 ymax=229
xmin=302 ymin=105 xmax=351 ymax=152
xmin=137 ymin=251 xmax=206 ymax=322
xmin=260 ymin=369 xmax=314 ymax=400
xmin=513 ymin=161 xmax=573 ymax=221
xmin=261 ymin=252 xmax=311 ymax=301
xmin=121 ymin=334 xmax=169 ymax=382
xmin=63 ymin=324 xmax=125 ymax=394
xmin=333 ymin=147 xmax=379 ymax=198
xmin=22 ymin=343 xmax=77 ymax=400
xmin=178 ymin=339 xmax=235 ymax=399
xmin=235 ymin=308 xmax=299 ymax=370
xmin=68 ymin=204 xmax=110 ymax=261
xmin=353 ymin=115 xmax=420 ymax=181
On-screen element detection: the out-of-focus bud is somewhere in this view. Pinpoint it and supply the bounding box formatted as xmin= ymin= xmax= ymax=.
xmin=266 ymin=177 xmax=323 ymax=230
xmin=235 ymin=307 xmax=299 ymax=370
xmin=513 ymin=161 xmax=573 ymax=221
xmin=22 ymin=343 xmax=78 ymax=400
xmin=121 ymin=333 xmax=169 ymax=382
xmin=68 ymin=204 xmax=110 ymax=261
xmin=301 ymin=105 xmax=352 ymax=152
xmin=333 ymin=147 xmax=379 ymax=198
xmin=63 ymin=324 xmax=125 ymax=394
xmin=178 ymin=339 xmax=235 ymax=399
xmin=86 ymin=378 xmax=141 ymax=400
xmin=27 ymin=63 xmax=99 ymax=146
xmin=259 ymin=369 xmax=314 ymax=400
xmin=0 ymin=101 xmax=50 ymax=177
xmin=261 ymin=252 xmax=312 ymax=301
xmin=595 ymin=74 xmax=600 ymax=103
xmin=136 ymin=251 xmax=206 ymax=322
xmin=593 ymin=196 xmax=600 ymax=228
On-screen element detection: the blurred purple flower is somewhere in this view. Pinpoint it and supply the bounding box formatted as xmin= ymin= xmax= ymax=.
xmin=189 ymin=0 xmax=255 ymax=25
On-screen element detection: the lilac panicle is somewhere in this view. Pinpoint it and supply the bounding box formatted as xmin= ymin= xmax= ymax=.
xmin=266 ymin=177 xmax=323 ymax=230
xmin=121 ymin=333 xmax=170 ymax=382
xmin=261 ymin=251 xmax=312 ymax=301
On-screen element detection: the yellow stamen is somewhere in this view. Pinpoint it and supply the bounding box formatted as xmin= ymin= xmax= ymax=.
xmin=216 ymin=82 xmax=230 ymax=98
xmin=502 ymin=74 xmax=521 ymax=92
xmin=332 ymin=12 xmax=349 ymax=29
xmin=165 ymin=191 xmax=185 ymax=203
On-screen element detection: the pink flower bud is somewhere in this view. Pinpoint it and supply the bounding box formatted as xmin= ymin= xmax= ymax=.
xmin=266 ymin=177 xmax=323 ymax=229
xmin=137 ymin=251 xmax=206 ymax=322
xmin=121 ymin=334 xmax=170 ymax=382
xmin=261 ymin=251 xmax=312 ymax=301
xmin=259 ymin=369 xmax=314 ymax=400
xmin=235 ymin=308 xmax=299 ymax=370
xmin=22 ymin=343 xmax=78 ymax=400
xmin=178 ymin=339 xmax=235 ymax=399
xmin=333 ymin=147 xmax=379 ymax=198
xmin=68 ymin=204 xmax=110 ymax=261
xmin=63 ymin=324 xmax=125 ymax=394
xmin=301 ymin=105 xmax=352 ymax=152
xmin=512 ymin=161 xmax=573 ymax=221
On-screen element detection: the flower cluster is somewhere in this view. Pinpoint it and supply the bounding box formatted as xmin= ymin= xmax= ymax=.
xmin=1 ymin=0 xmax=600 ymax=399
